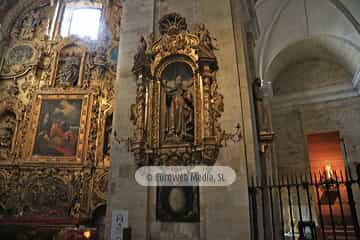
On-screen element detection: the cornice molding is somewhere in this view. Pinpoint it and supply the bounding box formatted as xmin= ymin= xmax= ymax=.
xmin=271 ymin=83 xmax=359 ymax=110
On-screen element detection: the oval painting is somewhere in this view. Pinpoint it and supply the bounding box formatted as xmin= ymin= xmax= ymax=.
xmin=168 ymin=187 xmax=186 ymax=213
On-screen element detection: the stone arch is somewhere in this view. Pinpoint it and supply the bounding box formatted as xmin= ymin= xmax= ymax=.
xmin=255 ymin=0 xmax=360 ymax=80
xmin=268 ymin=35 xmax=360 ymax=178
xmin=264 ymin=35 xmax=360 ymax=101
xmin=265 ymin=35 xmax=360 ymax=82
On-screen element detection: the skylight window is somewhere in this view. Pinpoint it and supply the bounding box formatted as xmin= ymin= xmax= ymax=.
xmin=61 ymin=7 xmax=101 ymax=40
xmin=69 ymin=8 xmax=101 ymax=40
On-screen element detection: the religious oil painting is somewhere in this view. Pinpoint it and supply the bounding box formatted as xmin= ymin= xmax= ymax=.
xmin=29 ymin=93 xmax=90 ymax=162
xmin=34 ymin=99 xmax=82 ymax=156
xmin=156 ymin=186 xmax=199 ymax=222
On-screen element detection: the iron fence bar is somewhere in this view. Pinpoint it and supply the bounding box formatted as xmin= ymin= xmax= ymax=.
xmin=286 ymin=176 xmax=295 ymax=240
xmin=261 ymin=179 xmax=267 ymax=240
xmin=268 ymin=177 xmax=275 ymax=240
xmin=278 ymin=176 xmax=285 ymax=240
xmin=345 ymin=170 xmax=360 ymax=239
xmin=250 ymin=177 xmax=259 ymax=240
xmin=336 ymin=171 xmax=348 ymax=240
xmin=324 ymin=173 xmax=337 ymax=240
xmin=314 ymin=174 xmax=326 ymax=240
xmin=295 ymin=175 xmax=303 ymax=224
xmin=305 ymin=174 xmax=316 ymax=240
xmin=249 ymin=169 xmax=360 ymax=240
xmin=250 ymin=187 xmax=259 ymax=240
xmin=357 ymin=164 xmax=360 ymax=188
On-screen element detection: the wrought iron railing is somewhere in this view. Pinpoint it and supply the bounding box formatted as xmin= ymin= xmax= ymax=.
xmin=249 ymin=166 xmax=360 ymax=240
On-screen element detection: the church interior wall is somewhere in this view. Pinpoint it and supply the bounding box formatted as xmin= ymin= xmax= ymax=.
xmin=107 ymin=0 xmax=258 ymax=239
xmin=0 ymin=0 xmax=359 ymax=239
xmin=255 ymin=0 xmax=360 ymax=178
xmin=0 ymin=0 xmax=122 ymax=238
xmin=255 ymin=1 xmax=360 ymax=235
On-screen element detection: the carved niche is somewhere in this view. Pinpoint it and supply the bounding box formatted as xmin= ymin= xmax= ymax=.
xmin=51 ymin=42 xmax=86 ymax=88
xmin=130 ymin=13 xmax=224 ymax=166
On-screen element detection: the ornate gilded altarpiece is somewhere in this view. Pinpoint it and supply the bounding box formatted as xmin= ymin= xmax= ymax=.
xmin=130 ymin=13 xmax=224 ymax=222
xmin=0 ymin=0 xmax=121 ymax=232
xmin=130 ymin=13 xmax=224 ymax=168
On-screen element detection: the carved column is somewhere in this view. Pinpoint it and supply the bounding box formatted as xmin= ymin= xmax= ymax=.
xmin=202 ymin=65 xmax=213 ymax=141
xmin=135 ymin=83 xmax=145 ymax=142
xmin=131 ymin=75 xmax=148 ymax=166
xmin=146 ymin=78 xmax=161 ymax=150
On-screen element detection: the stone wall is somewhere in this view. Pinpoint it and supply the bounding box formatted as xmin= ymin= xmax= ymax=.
xmin=272 ymin=58 xmax=359 ymax=176
xmin=273 ymin=59 xmax=351 ymax=96
xmin=273 ymin=97 xmax=360 ymax=175
xmin=271 ymin=55 xmax=360 ymax=229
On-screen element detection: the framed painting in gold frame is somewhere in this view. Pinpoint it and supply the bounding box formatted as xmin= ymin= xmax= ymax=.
xmin=26 ymin=92 xmax=92 ymax=163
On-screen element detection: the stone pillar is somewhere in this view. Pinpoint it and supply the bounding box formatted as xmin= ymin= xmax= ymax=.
xmin=105 ymin=1 xmax=155 ymax=240
xmin=107 ymin=1 xmax=258 ymax=239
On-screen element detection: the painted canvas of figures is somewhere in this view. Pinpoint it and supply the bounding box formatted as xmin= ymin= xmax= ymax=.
xmin=33 ymin=99 xmax=83 ymax=157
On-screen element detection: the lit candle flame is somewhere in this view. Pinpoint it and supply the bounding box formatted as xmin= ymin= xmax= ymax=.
xmin=325 ymin=164 xmax=333 ymax=180
xmin=83 ymin=230 xmax=91 ymax=239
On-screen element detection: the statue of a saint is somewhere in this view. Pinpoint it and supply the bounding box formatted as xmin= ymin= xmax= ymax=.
xmin=197 ymin=24 xmax=216 ymax=50
xmin=165 ymin=75 xmax=194 ymax=141
xmin=134 ymin=36 xmax=147 ymax=64
xmin=253 ymin=78 xmax=270 ymax=132
xmin=56 ymin=56 xmax=81 ymax=87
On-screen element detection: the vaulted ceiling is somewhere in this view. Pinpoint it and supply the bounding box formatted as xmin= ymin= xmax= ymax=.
xmin=255 ymin=0 xmax=360 ymax=81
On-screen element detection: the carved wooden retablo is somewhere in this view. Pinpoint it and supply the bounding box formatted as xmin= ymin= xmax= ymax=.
xmin=0 ymin=0 xmax=121 ymax=223
xmin=131 ymin=13 xmax=224 ymax=166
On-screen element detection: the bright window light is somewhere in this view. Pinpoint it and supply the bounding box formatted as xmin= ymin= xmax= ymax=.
xmin=69 ymin=8 xmax=101 ymax=40
xmin=61 ymin=7 xmax=101 ymax=40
